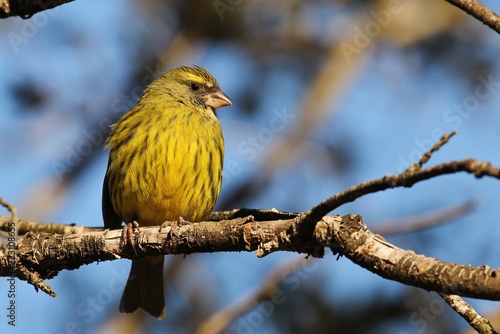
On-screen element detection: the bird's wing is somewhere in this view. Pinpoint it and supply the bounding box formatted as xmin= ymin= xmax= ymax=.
xmin=102 ymin=158 xmax=123 ymax=229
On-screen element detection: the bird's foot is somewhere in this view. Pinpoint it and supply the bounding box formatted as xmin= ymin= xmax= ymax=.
xmin=120 ymin=221 xmax=140 ymax=251
xmin=160 ymin=216 xmax=188 ymax=231
xmin=161 ymin=217 xmax=188 ymax=251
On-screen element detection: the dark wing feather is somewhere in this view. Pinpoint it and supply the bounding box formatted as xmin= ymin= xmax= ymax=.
xmin=102 ymin=158 xmax=123 ymax=229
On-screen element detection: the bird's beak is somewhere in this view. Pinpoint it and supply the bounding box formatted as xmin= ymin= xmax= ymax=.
xmin=204 ymin=89 xmax=232 ymax=109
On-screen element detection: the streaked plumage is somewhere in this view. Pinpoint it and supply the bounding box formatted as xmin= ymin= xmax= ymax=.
xmin=102 ymin=66 xmax=231 ymax=318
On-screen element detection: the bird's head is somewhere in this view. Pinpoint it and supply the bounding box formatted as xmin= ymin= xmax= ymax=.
xmin=144 ymin=65 xmax=232 ymax=111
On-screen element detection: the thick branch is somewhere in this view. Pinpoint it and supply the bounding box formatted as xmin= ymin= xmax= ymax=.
xmin=315 ymin=215 xmax=500 ymax=301
xmin=1 ymin=214 xmax=500 ymax=303
xmin=0 ymin=215 xmax=317 ymax=281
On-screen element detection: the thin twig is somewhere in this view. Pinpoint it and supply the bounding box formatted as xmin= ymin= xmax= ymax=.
xmin=0 ymin=197 xmax=19 ymax=228
xmin=17 ymin=265 xmax=56 ymax=297
xmin=416 ymin=130 xmax=457 ymax=170
xmin=0 ymin=200 xmax=55 ymax=295
xmin=444 ymin=0 xmax=500 ymax=34
xmin=297 ymin=159 xmax=500 ymax=236
xmin=374 ymin=199 xmax=477 ymax=235
xmin=196 ymin=257 xmax=313 ymax=334
xmin=0 ymin=216 xmax=92 ymax=235
xmin=439 ymin=293 xmax=498 ymax=334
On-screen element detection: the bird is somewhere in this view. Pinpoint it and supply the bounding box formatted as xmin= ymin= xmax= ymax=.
xmin=102 ymin=65 xmax=231 ymax=318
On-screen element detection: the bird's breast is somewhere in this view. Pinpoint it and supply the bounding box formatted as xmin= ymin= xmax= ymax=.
xmin=108 ymin=110 xmax=224 ymax=226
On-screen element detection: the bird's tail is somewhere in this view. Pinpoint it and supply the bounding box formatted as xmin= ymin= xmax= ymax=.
xmin=119 ymin=256 xmax=166 ymax=319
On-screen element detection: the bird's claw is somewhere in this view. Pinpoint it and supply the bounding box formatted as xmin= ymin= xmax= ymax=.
xmin=121 ymin=221 xmax=140 ymax=250
xmin=160 ymin=216 xmax=188 ymax=231
xmin=161 ymin=217 xmax=188 ymax=251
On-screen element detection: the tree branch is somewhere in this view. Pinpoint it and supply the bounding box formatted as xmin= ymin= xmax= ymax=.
xmin=444 ymin=0 xmax=500 ymax=34
xmin=374 ymin=199 xmax=477 ymax=235
xmin=0 ymin=0 xmax=73 ymax=19
xmin=439 ymin=293 xmax=498 ymax=334
xmin=0 ymin=216 xmax=91 ymax=235
xmin=315 ymin=215 xmax=500 ymax=300
xmin=1 ymin=214 xmax=499 ymax=303
xmin=196 ymin=256 xmax=313 ymax=334
xmin=296 ymin=159 xmax=500 ymax=242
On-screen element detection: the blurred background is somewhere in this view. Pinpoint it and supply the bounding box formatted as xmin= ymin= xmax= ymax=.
xmin=1 ymin=0 xmax=500 ymax=333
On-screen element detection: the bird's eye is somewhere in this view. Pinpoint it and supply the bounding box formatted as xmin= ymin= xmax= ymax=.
xmin=190 ymin=83 xmax=200 ymax=91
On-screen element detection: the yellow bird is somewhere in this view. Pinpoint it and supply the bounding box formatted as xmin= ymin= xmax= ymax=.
xmin=102 ymin=66 xmax=231 ymax=318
